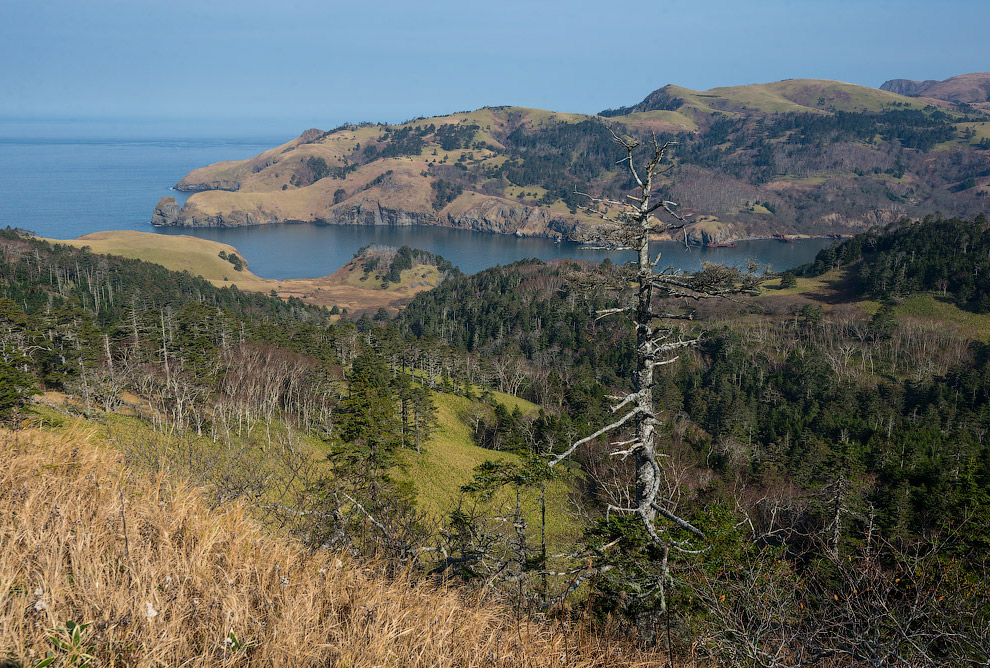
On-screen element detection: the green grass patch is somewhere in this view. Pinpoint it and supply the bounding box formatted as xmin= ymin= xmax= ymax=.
xmin=863 ymin=293 xmax=990 ymax=341
xmin=765 ymin=267 xmax=990 ymax=342
xmin=779 ymin=175 xmax=830 ymax=186
xmin=764 ymin=268 xmax=843 ymax=297
xmin=395 ymin=391 xmax=580 ymax=545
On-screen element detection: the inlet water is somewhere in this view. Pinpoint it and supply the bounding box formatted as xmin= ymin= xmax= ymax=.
xmin=0 ymin=137 xmax=832 ymax=277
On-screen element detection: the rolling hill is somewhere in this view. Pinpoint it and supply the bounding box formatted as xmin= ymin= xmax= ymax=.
xmin=881 ymin=72 xmax=990 ymax=105
xmin=155 ymin=77 xmax=990 ymax=245
xmin=54 ymin=231 xmax=450 ymax=312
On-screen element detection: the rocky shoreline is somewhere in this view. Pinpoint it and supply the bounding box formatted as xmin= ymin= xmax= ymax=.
xmin=152 ymin=195 xmax=853 ymax=247
xmin=153 ymin=195 xmax=582 ymax=240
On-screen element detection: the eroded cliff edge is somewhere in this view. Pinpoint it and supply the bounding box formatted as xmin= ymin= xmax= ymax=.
xmin=156 ymin=80 xmax=990 ymax=244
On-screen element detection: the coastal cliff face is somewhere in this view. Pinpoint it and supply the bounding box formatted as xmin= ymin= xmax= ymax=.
xmin=157 ymin=78 xmax=990 ymax=243
xmin=151 ymin=196 xmax=180 ymax=226
xmin=169 ymin=195 xmax=581 ymax=239
xmin=175 ymin=179 xmax=241 ymax=192
xmin=880 ymin=72 xmax=990 ymax=104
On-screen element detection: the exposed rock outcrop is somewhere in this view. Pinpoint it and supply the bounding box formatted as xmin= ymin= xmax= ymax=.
xmin=682 ymin=225 xmax=731 ymax=246
xmin=174 ymin=178 xmax=241 ymax=193
xmin=881 ymin=73 xmax=990 ymax=104
xmin=879 ymin=79 xmax=931 ymax=97
xmin=163 ymin=196 xmax=581 ymax=239
xmin=151 ymin=196 xmax=180 ymax=227
xmin=325 ymin=202 xmax=435 ymax=228
xmin=443 ymin=199 xmax=577 ymax=238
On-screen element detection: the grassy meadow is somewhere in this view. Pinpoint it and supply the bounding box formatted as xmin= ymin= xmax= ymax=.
xmin=0 ymin=424 xmax=648 ymax=667
xmin=764 ymin=266 xmax=990 ymax=341
xmin=49 ymin=230 xmax=445 ymax=312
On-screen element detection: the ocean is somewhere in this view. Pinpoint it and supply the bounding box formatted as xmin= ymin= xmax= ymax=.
xmin=0 ymin=137 xmax=832 ymax=278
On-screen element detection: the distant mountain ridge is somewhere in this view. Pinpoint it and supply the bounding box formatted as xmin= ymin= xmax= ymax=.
xmin=156 ymin=76 xmax=990 ymax=245
xmin=880 ymin=72 xmax=990 ymax=104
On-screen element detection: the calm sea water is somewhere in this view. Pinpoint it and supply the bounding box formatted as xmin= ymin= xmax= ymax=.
xmin=0 ymin=137 xmax=280 ymax=237
xmin=0 ymin=137 xmax=833 ymax=278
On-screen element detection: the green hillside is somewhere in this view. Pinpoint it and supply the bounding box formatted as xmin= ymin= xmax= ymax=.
xmin=5 ymin=221 xmax=990 ymax=665
xmin=159 ymin=78 xmax=989 ymax=246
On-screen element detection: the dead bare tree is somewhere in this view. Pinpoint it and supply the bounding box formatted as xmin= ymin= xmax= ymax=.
xmin=548 ymin=128 xmax=761 ymax=615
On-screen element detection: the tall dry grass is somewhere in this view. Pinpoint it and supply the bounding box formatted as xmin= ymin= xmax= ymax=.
xmin=0 ymin=426 xmax=659 ymax=667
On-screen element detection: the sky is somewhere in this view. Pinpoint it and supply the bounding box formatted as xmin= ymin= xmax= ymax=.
xmin=1 ymin=0 xmax=987 ymax=138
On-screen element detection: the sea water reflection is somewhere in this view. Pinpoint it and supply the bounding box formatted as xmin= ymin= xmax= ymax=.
xmin=156 ymin=222 xmax=834 ymax=279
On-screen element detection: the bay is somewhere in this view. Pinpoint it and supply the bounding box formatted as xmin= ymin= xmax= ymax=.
xmin=156 ymin=222 xmax=832 ymax=279
xmin=0 ymin=137 xmax=833 ymax=278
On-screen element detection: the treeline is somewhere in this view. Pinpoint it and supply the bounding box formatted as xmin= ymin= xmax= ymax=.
xmin=390 ymin=240 xmax=990 ymax=662
xmin=0 ymin=230 xmax=327 ymax=326
xmin=4 ymin=226 xmax=990 ymax=664
xmin=288 ymin=156 xmax=357 ymax=187
xmin=361 ymin=122 xmax=482 ymax=162
xmin=762 ymin=108 xmax=959 ymax=150
xmin=801 ymin=214 xmax=990 ymax=311
xmin=495 ymin=120 xmax=621 ymax=211
xmin=397 ymin=258 xmax=635 ymax=407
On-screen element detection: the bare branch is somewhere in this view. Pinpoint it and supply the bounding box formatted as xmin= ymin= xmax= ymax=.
xmin=595 ymin=306 xmax=632 ymax=321
xmin=652 ymin=502 xmax=706 ymax=539
xmin=549 ymin=406 xmax=642 ymax=467
xmin=339 ymin=491 xmax=390 ymax=537
xmin=610 ymin=390 xmax=644 ymax=414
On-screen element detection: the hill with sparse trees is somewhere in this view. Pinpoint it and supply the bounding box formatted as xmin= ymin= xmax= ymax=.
xmin=155 ymin=77 xmax=990 ymax=245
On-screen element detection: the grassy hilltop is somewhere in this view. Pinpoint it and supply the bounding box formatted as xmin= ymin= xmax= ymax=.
xmin=158 ymin=77 xmax=990 ymax=245
xmin=54 ymin=230 xmax=449 ymax=312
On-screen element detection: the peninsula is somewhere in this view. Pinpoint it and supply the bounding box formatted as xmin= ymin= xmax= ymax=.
xmin=157 ymin=76 xmax=990 ymax=245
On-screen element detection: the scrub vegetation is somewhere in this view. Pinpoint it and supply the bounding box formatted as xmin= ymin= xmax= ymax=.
xmin=3 ymin=209 xmax=990 ymax=665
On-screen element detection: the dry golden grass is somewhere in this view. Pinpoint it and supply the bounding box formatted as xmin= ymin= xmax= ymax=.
xmin=48 ymin=231 xmax=443 ymax=312
xmin=49 ymin=231 xmax=274 ymax=292
xmin=0 ymin=427 xmax=657 ymax=667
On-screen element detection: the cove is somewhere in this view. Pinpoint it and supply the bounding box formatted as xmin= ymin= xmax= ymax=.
xmin=155 ymin=222 xmax=833 ymax=279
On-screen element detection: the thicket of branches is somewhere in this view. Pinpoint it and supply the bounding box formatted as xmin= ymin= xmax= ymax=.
xmin=3 ymin=203 xmax=990 ymax=665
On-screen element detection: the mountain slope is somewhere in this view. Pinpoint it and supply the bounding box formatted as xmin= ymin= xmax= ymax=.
xmin=157 ymin=77 xmax=990 ymax=245
xmin=54 ymin=231 xmax=450 ymax=311
xmin=0 ymin=426 xmax=636 ymax=667
xmin=881 ymin=72 xmax=990 ymax=105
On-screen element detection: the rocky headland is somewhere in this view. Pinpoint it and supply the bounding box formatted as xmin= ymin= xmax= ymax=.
xmin=157 ymin=77 xmax=990 ymax=245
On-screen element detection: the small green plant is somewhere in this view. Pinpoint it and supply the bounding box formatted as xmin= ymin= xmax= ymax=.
xmin=34 ymin=621 xmax=95 ymax=668
xmin=224 ymin=630 xmax=256 ymax=656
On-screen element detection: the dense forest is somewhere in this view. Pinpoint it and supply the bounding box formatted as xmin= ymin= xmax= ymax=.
xmin=2 ymin=222 xmax=989 ymax=665
xmin=800 ymin=214 xmax=990 ymax=311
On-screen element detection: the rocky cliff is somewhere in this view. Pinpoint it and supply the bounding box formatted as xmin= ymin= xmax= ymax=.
xmin=171 ymin=195 xmax=581 ymax=239
xmin=151 ymin=196 xmax=180 ymax=227
xmin=156 ymin=78 xmax=990 ymax=243
xmin=881 ymin=72 xmax=990 ymax=104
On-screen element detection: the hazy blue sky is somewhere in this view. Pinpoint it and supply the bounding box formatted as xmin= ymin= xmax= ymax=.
xmin=1 ymin=0 xmax=987 ymax=137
